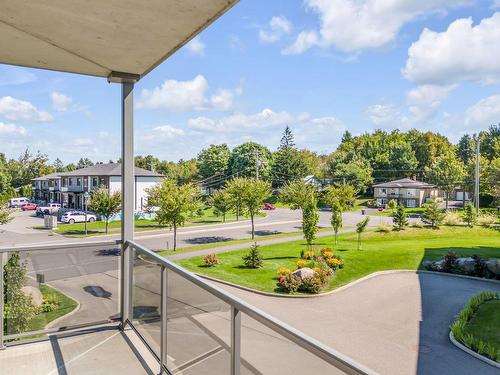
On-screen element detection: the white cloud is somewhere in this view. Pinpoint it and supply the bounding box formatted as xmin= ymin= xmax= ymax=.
xmin=186 ymin=36 xmax=205 ymax=56
xmin=366 ymin=104 xmax=403 ymax=126
xmin=137 ymin=75 xmax=242 ymax=112
xmin=284 ymin=0 xmax=472 ymax=54
xmin=138 ymin=75 xmax=208 ymax=111
xmin=259 ymin=16 xmax=292 ymax=43
xmin=0 ymin=122 xmax=26 ymax=135
xmin=73 ymin=138 xmax=94 ymax=146
xmin=464 ymin=94 xmax=500 ymax=129
xmin=152 ymin=125 xmax=185 ymax=138
xmin=492 ymin=0 xmax=500 ymax=9
xmin=0 ymin=96 xmax=53 ymax=122
xmin=406 ymin=84 xmax=456 ymax=122
xmin=403 ymin=13 xmax=500 ymax=85
xmin=51 ymin=91 xmax=73 ymax=112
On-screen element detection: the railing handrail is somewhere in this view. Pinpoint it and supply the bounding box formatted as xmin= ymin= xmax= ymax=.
xmin=0 ymin=239 xmax=122 ymax=253
xmin=127 ymin=240 xmax=379 ymax=375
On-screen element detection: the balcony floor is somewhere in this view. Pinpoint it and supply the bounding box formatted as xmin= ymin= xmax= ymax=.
xmin=0 ymin=326 xmax=158 ymax=375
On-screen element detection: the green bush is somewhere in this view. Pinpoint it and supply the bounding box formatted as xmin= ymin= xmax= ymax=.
xmin=276 ymin=274 xmax=301 ymax=293
xmin=376 ymin=224 xmax=392 ymax=233
xmin=299 ymin=276 xmax=323 ymax=294
xmin=443 ymin=211 xmax=463 ymax=226
xmin=242 ymin=243 xmax=263 ymax=268
xmin=38 ymin=293 xmax=61 ymax=313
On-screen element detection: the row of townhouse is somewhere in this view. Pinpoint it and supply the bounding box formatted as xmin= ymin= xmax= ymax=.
xmin=33 ymin=163 xmax=164 ymax=210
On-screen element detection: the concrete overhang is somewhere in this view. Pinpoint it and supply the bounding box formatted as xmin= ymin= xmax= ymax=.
xmin=0 ymin=0 xmax=238 ymax=82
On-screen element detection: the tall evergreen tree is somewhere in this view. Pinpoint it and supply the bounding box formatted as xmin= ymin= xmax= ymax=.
xmin=271 ymin=126 xmax=309 ymax=187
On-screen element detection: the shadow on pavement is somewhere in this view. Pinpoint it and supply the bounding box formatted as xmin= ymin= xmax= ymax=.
xmin=185 ymin=236 xmax=234 ymax=244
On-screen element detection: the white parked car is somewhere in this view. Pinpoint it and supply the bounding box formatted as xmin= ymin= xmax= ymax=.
xmin=36 ymin=203 xmax=61 ymax=216
xmin=61 ymin=211 xmax=97 ymax=224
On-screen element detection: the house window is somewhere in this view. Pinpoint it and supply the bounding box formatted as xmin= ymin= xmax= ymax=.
xmin=381 ymin=188 xmax=386 ymax=194
xmin=69 ymin=178 xmax=73 ymax=186
xmin=62 ymin=179 xmax=67 ymax=187
xmin=92 ymin=177 xmax=98 ymax=187
xmin=77 ymin=178 xmax=81 ymax=186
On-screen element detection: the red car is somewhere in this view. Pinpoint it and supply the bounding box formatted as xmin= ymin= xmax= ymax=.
xmin=21 ymin=203 xmax=37 ymax=211
xmin=263 ymin=203 xmax=276 ymax=210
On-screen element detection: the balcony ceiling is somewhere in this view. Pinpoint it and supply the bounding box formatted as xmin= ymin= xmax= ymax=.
xmin=0 ymin=0 xmax=238 ymax=81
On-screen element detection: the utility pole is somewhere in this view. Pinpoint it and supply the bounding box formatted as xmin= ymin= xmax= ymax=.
xmin=474 ymin=134 xmax=480 ymax=215
xmin=255 ymin=150 xmax=260 ymax=180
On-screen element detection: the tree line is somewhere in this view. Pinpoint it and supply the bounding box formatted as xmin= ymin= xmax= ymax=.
xmin=0 ymin=124 xmax=498 ymax=206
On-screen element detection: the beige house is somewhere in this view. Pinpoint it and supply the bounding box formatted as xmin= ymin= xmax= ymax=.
xmin=373 ymin=177 xmax=439 ymax=208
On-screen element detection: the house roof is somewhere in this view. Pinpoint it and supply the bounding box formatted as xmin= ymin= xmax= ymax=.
xmin=33 ymin=172 xmax=62 ymax=181
xmin=34 ymin=163 xmax=163 ymax=180
xmin=372 ymin=178 xmax=436 ymax=189
xmin=0 ymin=1 xmax=238 ymax=81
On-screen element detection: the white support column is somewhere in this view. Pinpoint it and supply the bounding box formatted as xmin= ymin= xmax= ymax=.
xmin=120 ymin=82 xmax=135 ymax=327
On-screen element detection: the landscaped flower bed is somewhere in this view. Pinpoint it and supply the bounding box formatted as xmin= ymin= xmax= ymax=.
xmin=450 ymin=291 xmax=500 ymax=363
xmin=276 ymin=248 xmax=344 ymax=294
xmin=423 ymin=251 xmax=500 ymax=279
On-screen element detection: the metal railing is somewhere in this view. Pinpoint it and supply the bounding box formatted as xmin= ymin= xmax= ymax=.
xmin=0 ymin=239 xmax=122 ymax=347
xmin=126 ymin=240 xmax=378 ymax=375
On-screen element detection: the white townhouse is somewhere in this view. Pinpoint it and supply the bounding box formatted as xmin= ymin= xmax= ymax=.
xmin=33 ymin=162 xmax=163 ymax=210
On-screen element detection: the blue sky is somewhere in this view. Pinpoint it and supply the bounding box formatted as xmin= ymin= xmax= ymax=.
xmin=1 ymin=0 xmax=500 ymax=163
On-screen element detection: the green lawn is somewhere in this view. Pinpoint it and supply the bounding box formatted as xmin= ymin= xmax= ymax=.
xmin=7 ymin=284 xmax=79 ymax=341
xmin=43 ymin=207 xmax=261 ymax=237
xmin=463 ymin=299 xmax=500 ymax=349
xmin=369 ymin=207 xmax=426 ymax=217
xmin=158 ymin=227 xmax=336 ymax=256
xmin=177 ymin=226 xmax=500 ymax=294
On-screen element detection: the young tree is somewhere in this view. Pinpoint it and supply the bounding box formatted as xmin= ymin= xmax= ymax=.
xmin=356 ymin=217 xmax=370 ymax=250
xmin=240 ymin=178 xmax=271 ymax=239
xmin=387 ymin=199 xmax=397 ymax=212
xmin=225 ymin=177 xmax=247 ymax=221
xmin=146 ymin=180 xmax=199 ymax=251
xmin=88 ymin=187 xmax=121 ymax=233
xmin=330 ymin=201 xmax=343 ymax=245
xmin=323 ymin=184 xmax=356 ymax=245
xmin=424 ymin=154 xmax=465 ymax=209
xmin=302 ymin=195 xmax=319 ymax=248
xmin=422 ymin=200 xmax=445 ymax=228
xmin=3 ymin=253 xmax=35 ymax=334
xmin=462 ymin=202 xmax=476 ymax=227
xmin=210 ymin=189 xmax=233 ymax=223
xmin=393 ymin=204 xmax=408 ymax=231
xmin=242 ymin=243 xmax=263 ymax=268
xmin=229 ymin=142 xmax=273 ymax=179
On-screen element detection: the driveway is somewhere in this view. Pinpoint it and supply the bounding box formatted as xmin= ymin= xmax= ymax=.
xmin=209 ymin=272 xmax=500 ymax=375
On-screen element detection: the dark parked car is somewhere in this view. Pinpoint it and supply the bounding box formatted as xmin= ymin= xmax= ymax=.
xmin=263 ymin=203 xmax=276 ymax=210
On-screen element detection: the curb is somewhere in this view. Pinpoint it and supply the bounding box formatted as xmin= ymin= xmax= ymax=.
xmin=449 ymin=331 xmax=500 ymax=369
xmin=44 ymin=283 xmax=81 ymax=330
xmin=198 ymin=270 xmax=500 ymax=298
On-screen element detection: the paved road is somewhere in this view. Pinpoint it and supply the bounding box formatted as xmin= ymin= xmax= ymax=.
xmin=0 ymin=208 xmax=392 ymax=250
xmin=210 ymin=272 xmax=500 ymax=375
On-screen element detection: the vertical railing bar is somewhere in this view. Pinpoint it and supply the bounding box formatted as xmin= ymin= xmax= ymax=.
xmin=231 ymin=306 xmax=241 ymax=375
xmin=160 ymin=265 xmax=168 ymax=374
xmin=0 ymin=253 xmax=5 ymax=349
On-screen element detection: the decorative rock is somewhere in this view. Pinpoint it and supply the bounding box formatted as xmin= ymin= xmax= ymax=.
xmin=456 ymin=257 xmax=476 ymax=274
xmin=433 ymin=259 xmax=445 ymax=271
xmin=21 ymin=286 xmax=43 ymax=307
xmin=292 ymin=267 xmax=315 ymax=280
xmin=486 ymin=258 xmax=500 ymax=276
xmin=422 ymin=261 xmax=434 ymax=270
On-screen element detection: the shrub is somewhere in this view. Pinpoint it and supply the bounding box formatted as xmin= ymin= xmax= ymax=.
xmin=320 ymin=248 xmax=334 ymax=258
xmin=276 ymin=274 xmax=301 ymax=293
xmin=242 ymin=243 xmax=263 ymax=268
xmin=276 ymin=267 xmax=291 ymax=276
xmin=314 ymin=268 xmax=332 ymax=285
xmin=442 ymin=251 xmax=458 ymax=273
xmin=393 ymin=204 xmax=409 ymax=231
xmin=301 ymin=250 xmax=315 ymax=260
xmin=472 ymin=255 xmax=487 ymax=278
xmin=326 ymin=257 xmax=343 ymax=270
xmin=299 ymin=276 xmax=323 ymax=294
xmin=296 ymin=259 xmax=308 ymax=269
xmin=443 ymin=211 xmax=462 ymax=226
xmin=376 ymin=224 xmax=392 ymax=233
xmin=477 ymin=213 xmax=497 ymax=227
xmin=38 ymin=294 xmax=60 ymax=313
xmin=203 ymin=253 xmax=220 ymax=267
xmin=462 ymin=203 xmax=476 ymax=227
